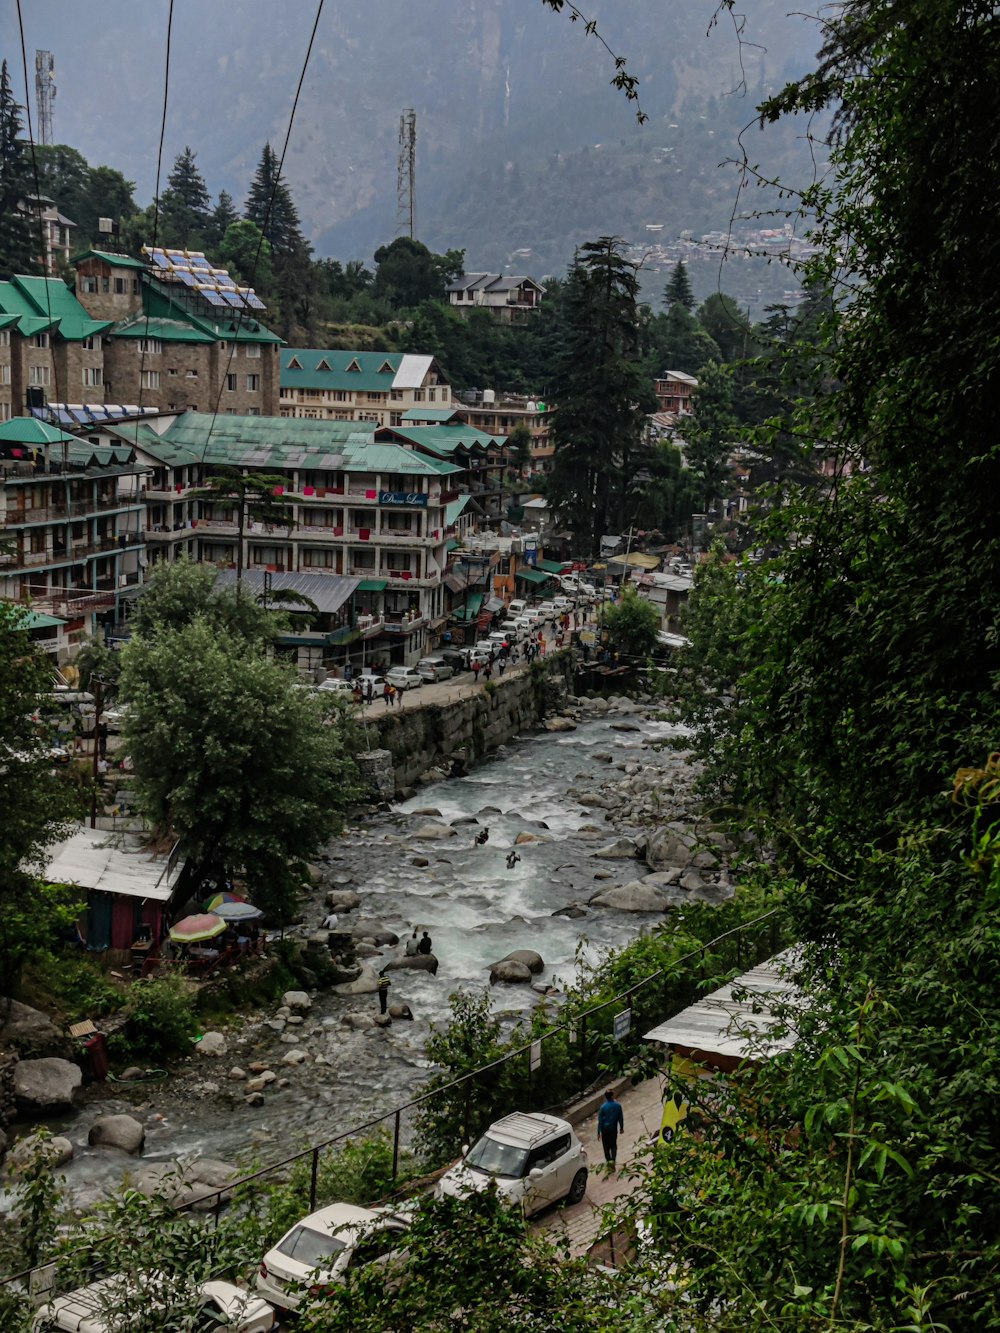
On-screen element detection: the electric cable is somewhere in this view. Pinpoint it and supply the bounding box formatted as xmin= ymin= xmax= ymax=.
xmin=137 ymin=0 xmax=175 ymax=419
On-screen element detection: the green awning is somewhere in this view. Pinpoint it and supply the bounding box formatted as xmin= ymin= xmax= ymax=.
xmin=515 ymin=567 xmax=552 ymax=585
xmin=355 ymin=578 xmax=388 ymax=592
xmin=15 ymin=608 xmax=66 ymax=629
xmin=446 ymin=539 xmax=459 ymax=553
xmin=452 ymin=592 xmax=485 ymax=621
xmin=537 ymin=559 xmax=567 ymax=575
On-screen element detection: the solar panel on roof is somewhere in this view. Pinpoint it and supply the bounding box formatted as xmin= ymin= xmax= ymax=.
xmin=246 ymin=293 xmax=267 ymax=309
xmin=188 ymin=254 xmax=212 ymax=268
xmin=174 ymin=268 xmax=197 ymax=287
xmin=198 ymin=288 xmax=226 ymax=307
xmin=149 ymin=251 xmax=171 ymax=269
xmin=215 ymin=274 xmax=237 ymax=289
xmin=221 ymin=291 xmax=245 ymax=309
xmin=68 ymin=407 xmax=89 ymax=423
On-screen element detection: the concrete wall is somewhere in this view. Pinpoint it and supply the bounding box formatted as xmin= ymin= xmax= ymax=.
xmin=362 ymin=653 xmax=574 ymax=795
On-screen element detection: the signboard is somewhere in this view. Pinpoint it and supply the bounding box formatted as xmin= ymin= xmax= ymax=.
xmin=379 ymin=491 xmax=428 ymax=507
xmin=580 ymin=630 xmax=597 ymax=646
xmin=529 ymin=1040 xmax=542 ymax=1071
xmin=523 ymin=539 xmax=538 ymax=567
xmin=567 ymin=1021 xmax=577 ymax=1045
xmin=613 ymin=1008 xmax=632 ymax=1041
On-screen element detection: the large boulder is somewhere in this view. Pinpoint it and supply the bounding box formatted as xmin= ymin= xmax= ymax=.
xmin=490 ymin=960 xmax=533 ymax=985
xmin=544 ymin=717 xmax=577 ymax=732
xmin=594 ymin=837 xmax=640 ymax=859
xmin=589 ymin=880 xmax=673 ymax=912
xmin=325 ymin=888 xmax=361 ymax=913
xmin=410 ymin=807 xmax=442 ymax=818
xmin=331 ymin=963 xmax=380 ymax=995
xmin=384 ymin=953 xmax=439 ymax=976
xmin=196 ymin=1032 xmax=228 ymax=1058
xmin=411 ymin=824 xmax=458 ymax=840
xmin=644 ymin=828 xmax=695 ymax=871
xmin=88 ymin=1114 xmax=145 ymax=1155
xmin=496 ymin=949 xmax=544 ymax=975
xmin=281 ymin=991 xmax=312 ymax=1013
xmin=350 ymin=919 xmax=396 ymax=941
xmin=514 ymin=831 xmax=548 ymax=845
xmin=388 ymin=1003 xmax=414 ymax=1021
xmin=13 ymin=1058 xmax=82 ymax=1116
xmin=6 ymin=1133 xmax=74 ymax=1172
xmin=133 ymin=1158 xmax=238 ymax=1211
xmin=0 ymin=999 xmax=68 ymax=1058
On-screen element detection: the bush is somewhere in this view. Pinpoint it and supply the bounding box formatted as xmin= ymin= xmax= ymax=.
xmin=110 ymin=973 xmax=199 ymax=1063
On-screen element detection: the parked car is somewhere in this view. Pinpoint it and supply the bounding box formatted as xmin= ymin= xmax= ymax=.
xmin=435 ymin=1112 xmax=588 ymax=1218
xmin=33 ymin=1274 xmax=276 ymax=1332
xmin=463 ymin=647 xmax=492 ymax=669
xmin=497 ymin=620 xmax=523 ymax=642
xmin=257 ymin=1202 xmax=412 ymax=1312
xmin=439 ymin=648 xmax=468 ymax=673
xmin=507 ymin=599 xmax=528 ymax=616
xmin=416 ymin=655 xmax=454 ymax=683
xmin=551 ymin=597 xmax=574 ymax=614
xmin=513 ymin=616 xmax=535 ymax=634
xmin=385 ymin=665 xmax=424 ymax=690
xmin=316 ymin=677 xmax=355 ymax=695
xmin=102 ymin=703 xmax=131 ymax=731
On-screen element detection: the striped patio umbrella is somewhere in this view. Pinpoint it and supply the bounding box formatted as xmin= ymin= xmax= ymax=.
xmin=211 ymin=900 xmax=263 ymax=923
xmin=168 ymin=913 xmax=226 ymax=943
xmin=202 ymin=890 xmax=246 ymax=912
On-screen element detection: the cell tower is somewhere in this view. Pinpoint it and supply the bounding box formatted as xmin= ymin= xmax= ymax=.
xmin=396 ymin=109 xmax=416 ymax=239
xmin=35 ymin=51 xmax=56 ymax=146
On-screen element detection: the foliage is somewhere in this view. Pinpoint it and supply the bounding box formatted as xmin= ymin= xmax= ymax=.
xmin=33 ymin=143 xmax=137 ymax=247
xmin=157 ymin=146 xmax=211 ymax=250
xmin=547 ymin=236 xmax=652 ymax=554
xmin=0 ymin=59 xmax=40 ymax=276
xmin=244 ymin=142 xmax=307 ymax=258
xmin=218 ymin=218 xmax=272 ymax=289
xmin=128 ymin=556 xmax=276 ymax=645
xmin=120 ymin=615 xmax=363 ymax=920
xmin=602 ymin=586 xmax=661 ymax=658
xmin=682 ymin=359 xmax=739 ymax=518
xmin=190 ymin=466 xmax=294 ymax=586
xmin=663 ymin=259 xmax=695 ymax=312
xmin=109 ymin=973 xmax=199 ymax=1063
xmin=371 ymin=236 xmax=465 ymax=310
xmin=20 ymin=952 xmax=125 ymax=1024
xmin=0 ymin=603 xmax=78 ymax=985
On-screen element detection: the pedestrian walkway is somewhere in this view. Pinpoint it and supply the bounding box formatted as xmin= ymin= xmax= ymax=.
xmin=536 ymin=1073 xmax=667 ymax=1259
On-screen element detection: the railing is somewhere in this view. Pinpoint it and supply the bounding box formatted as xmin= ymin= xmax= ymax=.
xmin=0 ymin=908 xmax=786 ymax=1299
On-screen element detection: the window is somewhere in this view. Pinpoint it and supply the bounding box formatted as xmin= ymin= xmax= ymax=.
xmin=247 ymin=406 xmax=260 ymax=416
xmin=245 ymin=374 xmax=260 ymax=392
xmin=137 ymin=338 xmax=161 ymax=355
xmin=390 ymin=389 xmax=404 ymax=401
xmin=0 ymin=401 xmax=10 ymax=420
xmin=79 ymin=276 xmax=98 ymax=294
xmin=141 ymin=370 xmax=160 ymax=390
xmin=132 ymin=279 xmax=140 ymax=294
xmin=185 ymin=369 xmax=198 ymax=378
xmin=30 ymin=333 xmax=50 ymax=349
xmin=81 ymin=335 xmax=97 ymax=351
xmin=412 ymin=389 xmax=424 ymax=402
xmin=245 ymin=343 xmax=261 ymax=358
xmin=114 ymin=277 xmax=127 ymax=294
xmin=287 ymin=355 xmax=303 ymax=370
xmin=219 ymin=341 xmax=227 ymax=353
xmin=332 ymin=390 xmax=349 ymax=402
xmin=346 ymin=358 xmax=361 ymax=373
xmin=317 ymin=358 xmax=332 ymax=371
xmin=101 ymin=276 xmax=110 ymax=293
xmin=0 ymin=365 xmax=10 ymax=385
xmin=428 ymin=387 xmax=437 ymax=402
xmin=226 ymin=373 xmax=237 ymax=392
xmin=29 ymin=365 xmax=50 ymax=386
xmin=82 ymin=367 xmax=103 ymax=387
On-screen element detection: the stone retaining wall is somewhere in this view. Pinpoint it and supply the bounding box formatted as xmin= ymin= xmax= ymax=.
xmin=362 ymin=653 xmax=575 ymax=795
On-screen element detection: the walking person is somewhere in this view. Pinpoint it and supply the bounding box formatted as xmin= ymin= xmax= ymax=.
xmin=383 ymin=681 xmax=392 ymax=707
xmin=473 ymin=659 xmax=482 ymax=683
xmin=365 ymin=676 xmax=375 ymax=704
xmin=377 ymin=972 xmax=391 ymax=1015
xmin=597 ymin=1088 xmax=624 ymax=1168
xmin=498 ymin=656 xmax=507 ymax=677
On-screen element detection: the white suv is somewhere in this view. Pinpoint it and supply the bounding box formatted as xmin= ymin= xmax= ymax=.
xmin=435 ymin=1111 xmax=588 ymax=1217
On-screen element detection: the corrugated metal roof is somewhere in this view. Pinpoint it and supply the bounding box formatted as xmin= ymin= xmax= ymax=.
xmin=111 ymin=316 xmax=214 ymax=344
xmin=42 ymin=827 xmax=184 ymax=903
xmin=7 ymin=276 xmax=112 ymax=342
xmin=445 ymin=495 xmax=472 ymax=525
xmin=281 ymin=348 xmax=403 ymax=392
xmin=378 ymin=423 xmax=500 ymax=455
xmin=213 ymin=569 xmax=360 ymax=613
xmin=73 ymin=249 xmax=148 ymax=270
xmin=401 ymin=408 xmax=460 ymax=423
xmin=340 ymin=440 xmax=460 ymax=475
xmin=393 ymin=353 xmax=434 ymax=390
xmin=643 ymin=949 xmax=801 ymax=1062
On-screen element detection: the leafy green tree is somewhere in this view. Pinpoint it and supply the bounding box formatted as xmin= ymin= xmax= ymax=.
xmin=547 ymin=236 xmax=651 ymax=554
xmin=130 ymin=557 xmax=276 ymax=644
xmin=32 ymin=145 xmax=138 ymax=247
xmin=120 ymin=617 xmax=362 ymax=920
xmin=682 ymin=359 xmax=739 ymax=520
xmin=663 ymin=259 xmax=694 ymax=312
xmin=630 ymin=439 xmax=699 ymax=541
xmin=218 ymin=218 xmax=272 ymax=289
xmin=697 ymin=291 xmax=754 ymax=363
xmin=0 ymin=60 xmax=40 ymax=275
xmin=505 ymin=421 xmax=533 ymax=476
xmin=603 ymin=585 xmax=660 ymax=657
xmin=204 ymin=187 xmax=239 ymax=252
xmin=0 ymin=605 xmax=79 ymax=986
xmin=372 ymin=237 xmax=464 ymax=310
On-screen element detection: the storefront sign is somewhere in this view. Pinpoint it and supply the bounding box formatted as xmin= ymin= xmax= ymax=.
xmin=379 ymin=491 xmax=428 ymax=507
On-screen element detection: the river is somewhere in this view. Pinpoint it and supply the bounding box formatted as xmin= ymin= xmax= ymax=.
xmin=13 ymin=702 xmax=691 ymax=1211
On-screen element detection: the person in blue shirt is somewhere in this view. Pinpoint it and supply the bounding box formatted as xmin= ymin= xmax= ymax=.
xmin=597 ymin=1089 xmax=624 ymax=1166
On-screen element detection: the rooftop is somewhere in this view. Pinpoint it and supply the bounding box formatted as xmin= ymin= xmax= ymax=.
xmin=280 ymin=349 xmax=438 ymax=394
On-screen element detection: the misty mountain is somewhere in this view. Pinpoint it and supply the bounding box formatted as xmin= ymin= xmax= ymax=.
xmin=3 ymin=0 xmax=822 ymax=281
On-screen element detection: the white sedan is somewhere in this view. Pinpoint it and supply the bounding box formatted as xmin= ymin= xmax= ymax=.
xmin=257 ymin=1202 xmax=412 ymax=1311
xmin=32 ymin=1276 xmax=275 ymax=1332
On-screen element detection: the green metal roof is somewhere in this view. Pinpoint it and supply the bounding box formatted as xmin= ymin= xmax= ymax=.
xmin=515 ymin=567 xmax=552 ymax=585
xmin=401 ymin=407 xmax=460 ymax=423
xmin=6 ymin=276 xmax=112 ymax=341
xmin=281 ymin=348 xmax=403 ymax=393
xmin=446 ymin=538 xmax=459 ymax=553
xmin=0 ymin=280 xmax=59 ymax=337
xmin=537 ymin=559 xmax=567 ymax=575
xmin=356 ymin=578 xmax=388 ymax=592
xmin=110 ymin=316 xmax=214 ymax=344
xmin=446 ymin=496 xmax=472 ymax=526
xmin=377 ymin=423 xmax=502 ymax=456
xmin=340 ymin=440 xmax=460 ymax=476
xmin=8 ymin=606 xmax=66 ymax=629
xmin=73 ymin=249 xmax=147 ymax=270
xmin=142 ymin=284 xmax=283 ymax=345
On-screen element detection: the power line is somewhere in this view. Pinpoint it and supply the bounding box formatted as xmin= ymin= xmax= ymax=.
xmin=137 ymin=0 xmax=175 ymax=418
xmin=204 ymin=0 xmax=326 ymax=453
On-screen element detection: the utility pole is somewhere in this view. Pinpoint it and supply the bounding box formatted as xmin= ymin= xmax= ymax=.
xmin=34 ymin=51 xmax=56 ymax=146
xmin=396 ymin=109 xmax=416 ymax=239
xmin=89 ymin=677 xmax=105 ymax=830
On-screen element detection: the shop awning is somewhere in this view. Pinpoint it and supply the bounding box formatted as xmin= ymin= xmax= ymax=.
xmin=536 ymin=559 xmax=566 ymax=575
xmin=515 ymin=567 xmax=551 ymax=585
xmin=484 ymin=595 xmax=505 ymax=613
xmin=356 ymin=578 xmax=388 ymax=592
xmin=14 ymin=608 xmax=66 ymax=629
xmin=452 ymin=592 xmax=485 ymax=621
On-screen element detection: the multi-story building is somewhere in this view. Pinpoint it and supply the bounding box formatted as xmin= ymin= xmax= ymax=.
xmin=73 ymin=249 xmax=282 ymax=415
xmin=0 ymin=416 xmax=146 ymax=655
xmin=279 ymin=350 xmax=451 ymax=427
xmin=375 ymin=416 xmax=509 ymax=525
xmin=18 ymin=195 xmax=77 ymax=274
xmin=0 ymin=275 xmax=111 ymax=422
xmin=111 ymin=413 xmax=458 ymax=667
xmin=453 ymin=391 xmax=553 ymax=475
xmin=446 ymin=273 xmax=545 ymax=322
xmin=654 ymin=371 xmax=698 ymax=418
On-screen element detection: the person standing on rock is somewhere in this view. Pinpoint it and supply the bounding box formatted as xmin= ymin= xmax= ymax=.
xmin=377 ymin=972 xmax=391 ymax=1014
xmin=417 ymin=930 xmax=433 ymax=955
xmin=597 ymin=1089 xmax=624 ymax=1168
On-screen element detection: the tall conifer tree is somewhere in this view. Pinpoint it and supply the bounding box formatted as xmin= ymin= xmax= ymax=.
xmin=244 ymin=142 xmax=306 ymax=257
xmin=0 ymin=60 xmax=41 ymax=276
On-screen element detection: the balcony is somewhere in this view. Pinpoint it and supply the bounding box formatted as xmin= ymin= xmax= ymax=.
xmin=2 ymin=495 xmax=143 ymax=526
xmin=380 ymin=612 xmax=427 ymax=635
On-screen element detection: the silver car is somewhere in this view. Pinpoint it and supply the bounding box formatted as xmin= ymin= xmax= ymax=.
xmin=416 ymin=656 xmax=455 ymax=683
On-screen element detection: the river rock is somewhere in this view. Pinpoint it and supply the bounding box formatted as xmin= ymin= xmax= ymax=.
xmin=331 ymin=962 xmax=380 ymax=995
xmin=642 ymin=869 xmax=682 ymax=887
xmin=281 ymin=1048 xmax=308 ymax=1066
xmin=245 ymin=1092 xmax=265 ymax=1107
xmin=497 ymin=949 xmax=544 ymax=975
xmin=388 ymin=1003 xmax=413 ymax=1020
xmin=13 ymin=1058 xmax=82 ymax=1115
xmin=644 ymin=829 xmax=695 ymax=870
xmin=325 ymin=888 xmax=361 ymax=912
xmin=0 ymin=999 xmax=68 ymax=1057
xmin=589 ymin=880 xmax=672 ymax=912
xmin=246 ymin=1071 xmax=275 ymax=1092
xmin=514 ymin=831 xmax=548 ymax=844
xmin=384 ymin=953 xmax=439 ymax=976
xmin=411 ymin=824 xmax=457 ymax=840
xmin=411 ymin=807 xmax=442 ymax=818
xmin=197 ymin=1032 xmax=228 ymax=1058
xmin=610 ymin=720 xmax=641 ymax=732
xmin=228 ymin=1067 xmax=247 ymax=1081
xmin=119 ymin=1066 xmax=145 ymax=1081
xmin=450 ymin=815 xmax=479 ymax=825
xmin=373 ymin=1013 xmax=393 ymax=1028
xmin=552 ymin=903 xmax=588 ymax=919
xmin=411 ymin=856 xmax=430 ymax=867
xmin=373 ymin=931 xmax=400 ymax=947
xmin=328 ymin=961 xmax=363 ymax=985
xmin=7 ymin=1133 xmax=75 ymax=1172
xmin=490 ymin=959 xmax=533 ymax=985
xmin=594 ymin=837 xmax=640 ymax=859
xmin=88 ymin=1114 xmax=145 ymax=1155
xmin=544 ymin=717 xmax=577 ymax=732
xmin=281 ymin=991 xmax=312 ymax=1013
xmin=134 ymin=1158 xmax=238 ymax=1210
xmin=478 ymin=805 xmax=501 ymax=815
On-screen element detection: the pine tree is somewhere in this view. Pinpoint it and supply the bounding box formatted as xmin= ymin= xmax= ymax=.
xmin=204 ymin=189 xmax=239 ymax=252
xmin=166 ymin=146 xmax=210 ymax=220
xmin=158 ymin=146 xmax=210 ymax=249
xmin=0 ymin=59 xmax=41 ymax=276
xmin=547 ymin=237 xmax=650 ymax=555
xmin=244 ymin=142 xmax=306 ymax=257
xmin=663 ymin=260 xmax=694 ymax=312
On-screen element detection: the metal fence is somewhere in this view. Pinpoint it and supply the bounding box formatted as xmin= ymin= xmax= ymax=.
xmin=0 ymin=906 xmax=784 ymax=1294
